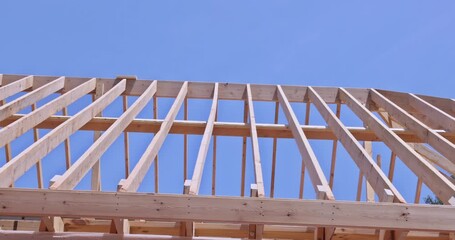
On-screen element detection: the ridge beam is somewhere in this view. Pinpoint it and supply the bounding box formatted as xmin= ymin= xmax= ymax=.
xmin=189 ymin=83 xmax=219 ymax=195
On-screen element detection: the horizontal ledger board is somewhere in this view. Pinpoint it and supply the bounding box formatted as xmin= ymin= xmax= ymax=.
xmin=1 ymin=74 xmax=369 ymax=103
xmin=1 ymin=114 xmax=451 ymax=142
xmin=0 ymin=189 xmax=455 ymax=231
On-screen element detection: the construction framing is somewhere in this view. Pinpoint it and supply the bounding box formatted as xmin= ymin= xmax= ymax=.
xmin=0 ymin=74 xmax=455 ymax=239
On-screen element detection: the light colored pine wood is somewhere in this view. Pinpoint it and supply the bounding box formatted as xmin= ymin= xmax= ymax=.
xmin=340 ymin=88 xmax=455 ymax=205
xmin=50 ymin=81 xmax=155 ymax=190
xmin=118 ymin=82 xmax=188 ymax=192
xmin=4 ymin=112 xmax=455 ymax=142
xmin=184 ymin=97 xmax=188 ymax=181
xmin=62 ymin=105 xmax=72 ymax=169
xmin=91 ymin=82 xmax=105 ymax=191
xmin=371 ymin=89 xmax=455 ymax=166
xmin=246 ymin=84 xmax=265 ymax=198
xmin=270 ymin=101 xmax=279 ymax=198
xmin=0 ymin=78 xmax=96 ymax=148
xmin=328 ymin=102 xmax=341 ymax=189
xmin=308 ymin=87 xmax=404 ymax=203
xmin=212 ymin=110 xmax=218 ymax=196
xmin=277 ymin=85 xmax=334 ymax=200
xmin=189 ymin=83 xmax=219 ymax=195
xmin=2 ymin=188 xmax=455 ymax=232
xmin=0 ymin=76 xmax=33 ymax=101
xmin=0 ymin=76 xmax=64 ymax=122
xmin=153 ymin=95 xmax=159 ymax=193
xmin=241 ymin=99 xmax=248 ymax=197
xmin=123 ymin=95 xmax=130 ymax=178
xmin=31 ymin=103 xmax=43 ymax=189
xmin=0 ymin=79 xmax=119 ymax=187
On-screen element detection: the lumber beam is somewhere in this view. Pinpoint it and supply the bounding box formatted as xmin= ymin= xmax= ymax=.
xmin=270 ymin=102 xmax=279 ymax=198
xmin=49 ymin=81 xmax=156 ymax=190
xmin=0 ymin=77 xmax=64 ymax=122
xmin=91 ymin=82 xmax=105 ymax=191
xmin=246 ymin=84 xmax=265 ymax=198
xmin=408 ymin=93 xmax=455 ymax=133
xmin=277 ymin=85 xmax=334 ymax=200
xmin=370 ymin=89 xmax=455 ymax=166
xmin=189 ymin=83 xmax=219 ymax=195
xmin=1 ymin=189 xmax=455 ymax=231
xmin=0 ymin=78 xmax=95 ymax=148
xmin=241 ymin=98 xmax=248 ymax=197
xmin=328 ymin=102 xmax=341 ymax=189
xmin=339 ymin=88 xmax=455 ymax=205
xmin=118 ymin=82 xmax=188 ymax=192
xmin=153 ymin=95 xmax=159 ymax=193
xmin=0 ymin=79 xmax=121 ymax=187
xmin=308 ymin=87 xmax=405 ymax=203
xmin=4 ymin=113 xmax=455 ymax=142
xmin=410 ymin=143 xmax=455 ymax=176
xmin=0 ymin=76 xmax=33 ymax=101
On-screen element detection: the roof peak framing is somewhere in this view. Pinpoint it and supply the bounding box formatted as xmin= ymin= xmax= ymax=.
xmin=1 ymin=73 xmax=455 ymax=239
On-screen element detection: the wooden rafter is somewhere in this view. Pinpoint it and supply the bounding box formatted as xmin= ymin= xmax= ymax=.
xmin=308 ymin=87 xmax=405 ymax=203
xmin=118 ymin=82 xmax=188 ymax=192
xmin=50 ymin=80 xmax=155 ymax=190
xmin=277 ymin=85 xmax=334 ymax=200
xmin=2 ymin=74 xmax=455 ymax=239
xmin=189 ymin=83 xmax=219 ymax=195
xmin=340 ymin=88 xmax=455 ymax=205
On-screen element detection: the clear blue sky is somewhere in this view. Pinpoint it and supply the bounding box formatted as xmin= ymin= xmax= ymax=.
xmin=1 ymin=1 xmax=455 ymax=203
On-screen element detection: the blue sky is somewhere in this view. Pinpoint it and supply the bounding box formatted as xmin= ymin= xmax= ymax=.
xmin=1 ymin=1 xmax=455 ymax=203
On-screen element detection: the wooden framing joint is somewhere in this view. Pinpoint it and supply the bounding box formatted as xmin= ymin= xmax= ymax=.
xmin=115 ymin=75 xmax=137 ymax=81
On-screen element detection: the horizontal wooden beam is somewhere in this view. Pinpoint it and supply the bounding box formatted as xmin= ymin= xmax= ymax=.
xmin=0 ymin=74 xmax=369 ymax=103
xmin=0 ymin=189 xmax=455 ymax=231
xmin=3 ymin=114 xmax=455 ymax=142
xmin=0 ymin=230 xmax=219 ymax=240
